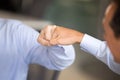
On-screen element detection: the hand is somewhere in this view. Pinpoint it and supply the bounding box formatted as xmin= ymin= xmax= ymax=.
xmin=37 ymin=25 xmax=56 ymax=46
xmin=37 ymin=25 xmax=84 ymax=46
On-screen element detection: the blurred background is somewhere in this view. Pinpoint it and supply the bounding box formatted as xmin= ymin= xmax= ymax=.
xmin=1 ymin=0 xmax=120 ymax=80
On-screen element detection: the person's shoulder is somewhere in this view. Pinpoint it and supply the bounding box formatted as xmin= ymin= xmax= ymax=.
xmin=0 ymin=18 xmax=25 ymax=32
xmin=1 ymin=18 xmax=22 ymax=25
xmin=0 ymin=18 xmax=22 ymax=27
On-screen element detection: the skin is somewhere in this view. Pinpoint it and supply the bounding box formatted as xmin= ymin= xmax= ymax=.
xmin=103 ymin=2 xmax=120 ymax=63
xmin=38 ymin=25 xmax=84 ymax=46
xmin=37 ymin=2 xmax=120 ymax=63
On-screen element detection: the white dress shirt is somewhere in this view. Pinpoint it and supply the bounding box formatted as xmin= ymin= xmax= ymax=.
xmin=0 ymin=19 xmax=75 ymax=80
xmin=80 ymin=34 xmax=120 ymax=75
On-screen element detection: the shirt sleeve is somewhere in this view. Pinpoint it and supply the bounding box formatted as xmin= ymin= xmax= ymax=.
xmin=80 ymin=34 xmax=120 ymax=75
xmin=15 ymin=22 xmax=75 ymax=71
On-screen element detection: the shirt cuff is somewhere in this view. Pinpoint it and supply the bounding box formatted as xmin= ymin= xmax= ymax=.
xmin=80 ymin=34 xmax=103 ymax=56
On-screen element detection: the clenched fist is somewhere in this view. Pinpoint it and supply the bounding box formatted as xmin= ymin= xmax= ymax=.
xmin=37 ymin=25 xmax=84 ymax=46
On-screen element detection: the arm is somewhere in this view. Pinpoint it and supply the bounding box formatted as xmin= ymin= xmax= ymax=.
xmin=39 ymin=25 xmax=120 ymax=74
xmin=80 ymin=34 xmax=120 ymax=74
xmin=15 ymin=22 xmax=75 ymax=70
xmin=38 ymin=25 xmax=84 ymax=46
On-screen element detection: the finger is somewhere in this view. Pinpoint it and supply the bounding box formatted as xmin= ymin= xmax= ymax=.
xmin=37 ymin=35 xmax=50 ymax=46
xmin=50 ymin=39 xmax=58 ymax=45
xmin=44 ymin=25 xmax=57 ymax=40
xmin=50 ymin=36 xmax=60 ymax=45
xmin=44 ymin=25 xmax=53 ymax=40
xmin=40 ymin=29 xmax=45 ymax=39
xmin=51 ymin=25 xmax=57 ymax=33
xmin=52 ymin=32 xmax=58 ymax=39
xmin=51 ymin=27 xmax=59 ymax=39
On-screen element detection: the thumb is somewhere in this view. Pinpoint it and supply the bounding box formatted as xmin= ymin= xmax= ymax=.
xmin=44 ymin=25 xmax=57 ymax=40
xmin=50 ymin=39 xmax=58 ymax=45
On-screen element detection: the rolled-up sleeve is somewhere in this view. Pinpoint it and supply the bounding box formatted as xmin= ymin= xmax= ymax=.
xmin=46 ymin=45 xmax=75 ymax=70
xmin=80 ymin=34 xmax=120 ymax=75
xmin=29 ymin=44 xmax=75 ymax=71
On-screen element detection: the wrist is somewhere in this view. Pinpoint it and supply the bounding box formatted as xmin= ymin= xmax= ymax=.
xmin=76 ymin=33 xmax=84 ymax=44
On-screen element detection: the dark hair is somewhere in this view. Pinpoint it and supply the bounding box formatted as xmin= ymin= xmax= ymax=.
xmin=110 ymin=0 xmax=120 ymax=38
